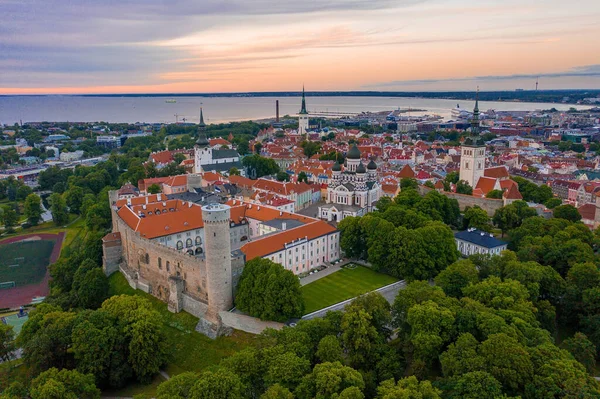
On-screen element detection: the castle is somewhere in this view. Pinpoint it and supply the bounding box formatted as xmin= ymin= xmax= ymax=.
xmin=103 ymin=190 xmax=340 ymax=338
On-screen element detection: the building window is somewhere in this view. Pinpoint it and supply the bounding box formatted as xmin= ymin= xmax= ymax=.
xmin=186 ymin=238 xmax=193 ymax=248
xmin=158 ymin=258 xmax=162 ymax=270
xmin=177 ymin=241 xmax=183 ymax=250
xmin=145 ymin=253 xmax=150 ymax=264
xmin=195 ymin=236 xmax=201 ymax=245
xmin=166 ymin=261 xmax=170 ymax=272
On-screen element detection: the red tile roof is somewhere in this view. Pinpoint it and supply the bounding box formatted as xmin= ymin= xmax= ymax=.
xmin=475 ymin=176 xmax=498 ymax=195
xmin=484 ymin=166 xmax=510 ymax=179
xmin=398 ymin=165 xmax=416 ymax=178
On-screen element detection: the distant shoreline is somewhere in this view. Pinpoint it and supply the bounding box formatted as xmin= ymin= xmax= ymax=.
xmin=1 ymin=90 xmax=598 ymax=106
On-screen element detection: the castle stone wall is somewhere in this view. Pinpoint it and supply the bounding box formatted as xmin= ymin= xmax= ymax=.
xmin=418 ymin=186 xmax=503 ymax=216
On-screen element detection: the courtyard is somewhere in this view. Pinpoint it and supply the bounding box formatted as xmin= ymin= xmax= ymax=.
xmin=300 ymin=264 xmax=398 ymax=314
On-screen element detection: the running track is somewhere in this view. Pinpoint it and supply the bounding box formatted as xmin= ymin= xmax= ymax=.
xmin=0 ymin=232 xmax=66 ymax=309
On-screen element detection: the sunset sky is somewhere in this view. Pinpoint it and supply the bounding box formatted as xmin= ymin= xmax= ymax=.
xmin=2 ymin=0 xmax=600 ymax=94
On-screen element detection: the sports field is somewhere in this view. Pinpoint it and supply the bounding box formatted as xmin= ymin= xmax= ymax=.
xmin=0 ymin=240 xmax=55 ymax=288
xmin=1 ymin=312 xmax=29 ymax=335
xmin=301 ymin=265 xmax=398 ymax=314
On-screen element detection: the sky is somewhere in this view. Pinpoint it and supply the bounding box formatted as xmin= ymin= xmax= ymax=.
xmin=1 ymin=0 xmax=600 ymax=94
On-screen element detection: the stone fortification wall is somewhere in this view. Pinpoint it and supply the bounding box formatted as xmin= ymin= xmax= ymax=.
xmin=113 ymin=212 xmax=211 ymax=306
xmin=418 ymin=185 xmax=503 ymax=216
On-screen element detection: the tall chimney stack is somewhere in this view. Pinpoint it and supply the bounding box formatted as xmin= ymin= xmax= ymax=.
xmin=276 ymin=100 xmax=280 ymax=123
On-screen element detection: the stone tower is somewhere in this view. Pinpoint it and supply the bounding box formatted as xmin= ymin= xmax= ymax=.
xmin=196 ymin=203 xmax=233 ymax=339
xmin=459 ymin=144 xmax=486 ymax=189
xmin=298 ymin=86 xmax=309 ymax=135
xmin=471 ymin=87 xmax=480 ymax=134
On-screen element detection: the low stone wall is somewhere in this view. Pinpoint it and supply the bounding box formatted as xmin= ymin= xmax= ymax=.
xmin=219 ymin=311 xmax=284 ymax=334
xmin=182 ymin=293 xmax=209 ymax=318
xmin=418 ymin=185 xmax=503 ymax=216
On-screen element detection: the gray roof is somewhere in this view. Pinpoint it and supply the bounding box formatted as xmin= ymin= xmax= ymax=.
xmin=201 ymin=160 xmax=242 ymax=173
xmin=262 ymin=218 xmax=305 ymax=230
xmin=454 ymin=229 xmax=506 ymax=248
xmin=212 ymin=149 xmax=240 ymax=160
xmin=168 ymin=190 xmax=223 ymax=205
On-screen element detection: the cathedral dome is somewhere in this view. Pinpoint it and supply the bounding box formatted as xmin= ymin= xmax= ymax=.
xmin=356 ymin=162 xmax=366 ymax=174
xmin=347 ymin=144 xmax=361 ymax=159
xmin=332 ymin=162 xmax=342 ymax=172
xmin=367 ymin=159 xmax=377 ymax=170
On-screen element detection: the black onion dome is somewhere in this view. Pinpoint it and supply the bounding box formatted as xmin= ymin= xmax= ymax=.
xmin=332 ymin=162 xmax=342 ymax=172
xmin=357 ymin=162 xmax=366 ymax=174
xmin=367 ymin=159 xmax=377 ymax=170
xmin=347 ymin=144 xmax=361 ymax=159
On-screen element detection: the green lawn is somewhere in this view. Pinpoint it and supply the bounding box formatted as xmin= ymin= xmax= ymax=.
xmin=301 ymin=265 xmax=398 ymax=314
xmin=0 ymin=240 xmax=55 ymax=287
xmin=107 ymin=272 xmax=255 ymax=395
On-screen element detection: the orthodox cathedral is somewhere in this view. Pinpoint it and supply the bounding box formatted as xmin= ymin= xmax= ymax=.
xmin=318 ymin=144 xmax=381 ymax=222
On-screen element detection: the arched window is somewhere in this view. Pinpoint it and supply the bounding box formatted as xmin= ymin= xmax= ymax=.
xmin=145 ymin=253 xmax=150 ymax=264
xmin=176 ymin=241 xmax=183 ymax=250
xmin=195 ymin=236 xmax=201 ymax=245
xmin=158 ymin=257 xmax=162 ymax=269
xmin=186 ymin=238 xmax=193 ymax=248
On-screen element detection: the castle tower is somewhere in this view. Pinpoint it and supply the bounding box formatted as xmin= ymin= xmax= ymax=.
xmin=298 ymin=86 xmax=309 ymax=135
xmin=196 ymin=203 xmax=233 ymax=339
xmin=459 ymin=144 xmax=486 ymax=189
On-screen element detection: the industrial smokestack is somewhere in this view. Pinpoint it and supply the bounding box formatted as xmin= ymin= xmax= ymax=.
xmin=276 ymin=100 xmax=280 ymax=123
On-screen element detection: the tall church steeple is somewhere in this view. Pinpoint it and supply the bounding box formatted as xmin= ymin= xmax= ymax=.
xmin=196 ymin=107 xmax=209 ymax=146
xmin=299 ymin=86 xmax=308 ymax=115
xmin=298 ymin=86 xmax=309 ymax=134
xmin=471 ymin=87 xmax=480 ymax=135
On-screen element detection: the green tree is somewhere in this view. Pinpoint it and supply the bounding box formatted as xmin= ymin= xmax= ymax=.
xmin=265 ymin=352 xmax=311 ymax=389
xmin=445 ymin=171 xmax=459 ymax=184
xmin=435 ymin=259 xmax=479 ymax=298
xmin=301 ymin=141 xmax=322 ymax=158
xmin=156 ymin=372 xmax=197 ymax=399
xmin=190 ymin=369 xmax=244 ymax=399
xmin=228 ymin=167 xmax=241 ymax=176
xmin=261 ymin=384 xmax=294 ymax=399
xmin=341 ymin=309 xmax=380 ymax=369
xmin=0 ymin=323 xmax=16 ymax=363
xmin=236 ymin=140 xmax=249 ymax=155
xmin=147 ymin=184 xmax=161 ymax=194
xmin=562 ymin=332 xmax=597 ymax=373
xmin=553 ymin=204 xmax=582 ymax=222
xmin=400 ymin=178 xmax=418 ymax=190
xmin=485 ymin=189 xmax=503 ymax=199
xmin=242 ymin=154 xmax=279 ymax=178
xmin=24 ymin=193 xmax=43 ymax=225
xmin=75 ymin=268 xmax=109 ymax=309
xmin=2 ymin=207 xmax=18 ymax=229
xmin=544 ymin=197 xmax=562 ymax=209
xmin=479 ymin=333 xmax=533 ymax=394
xmin=49 ymin=193 xmax=69 ymax=226
xmin=297 ymin=171 xmax=309 ymax=183
xmin=316 ymin=335 xmax=343 ymax=363
xmin=463 ymin=206 xmax=491 ymax=232
xmin=235 ymin=258 xmax=304 ymax=322
xmin=455 ymin=180 xmax=473 ymax=195
xmin=338 ymin=217 xmax=367 ymax=259
xmin=296 ymin=362 xmax=364 ymax=399
xmin=407 ymin=300 xmax=455 ymax=363
xmin=277 ymin=171 xmax=290 ymax=182
xmin=376 ymin=376 xmax=441 ymax=399
xmin=64 ymin=186 xmax=84 ymax=214
xmin=29 ymin=368 xmax=100 ymax=399
xmin=444 ymin=371 xmax=504 ymax=399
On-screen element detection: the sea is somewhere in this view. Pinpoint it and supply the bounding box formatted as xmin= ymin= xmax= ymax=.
xmin=0 ymin=95 xmax=588 ymax=125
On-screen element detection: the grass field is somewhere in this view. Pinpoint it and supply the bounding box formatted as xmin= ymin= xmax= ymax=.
xmin=107 ymin=272 xmax=255 ymax=396
xmin=301 ymin=265 xmax=398 ymax=314
xmin=0 ymin=240 xmax=55 ymax=287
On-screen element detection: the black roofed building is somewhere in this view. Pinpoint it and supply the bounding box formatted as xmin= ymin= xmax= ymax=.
xmin=193 ymin=108 xmax=243 ymax=175
xmin=454 ymin=228 xmax=507 ymax=257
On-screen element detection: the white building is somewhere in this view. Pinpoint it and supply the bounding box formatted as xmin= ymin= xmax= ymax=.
xmin=454 ymin=228 xmax=507 ymax=257
xmin=318 ymin=144 xmax=381 ymax=222
xmin=60 ymin=150 xmax=84 ymax=162
xmin=459 ymin=144 xmax=486 ymax=188
xmin=193 ymin=108 xmax=242 ymax=174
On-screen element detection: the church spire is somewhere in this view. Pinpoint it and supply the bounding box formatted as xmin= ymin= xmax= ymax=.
xmin=471 ymin=87 xmax=480 ymax=135
xmin=199 ymin=107 xmax=206 ymax=127
xmin=299 ymin=86 xmax=308 ymax=115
